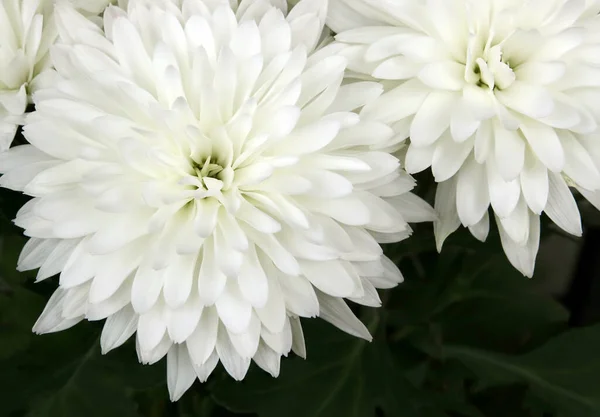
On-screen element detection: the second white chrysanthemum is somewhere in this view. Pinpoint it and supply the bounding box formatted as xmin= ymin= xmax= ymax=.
xmin=328 ymin=0 xmax=600 ymax=277
xmin=0 ymin=0 xmax=434 ymax=400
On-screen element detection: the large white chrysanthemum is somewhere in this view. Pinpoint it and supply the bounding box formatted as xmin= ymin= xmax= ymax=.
xmin=327 ymin=0 xmax=600 ymax=276
xmin=0 ymin=0 xmax=434 ymax=400
xmin=0 ymin=0 xmax=110 ymax=151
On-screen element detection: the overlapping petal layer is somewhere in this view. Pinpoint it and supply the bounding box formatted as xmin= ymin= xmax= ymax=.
xmin=328 ymin=0 xmax=600 ymax=276
xmin=0 ymin=0 xmax=434 ymax=400
xmin=0 ymin=0 xmax=55 ymax=150
xmin=0 ymin=0 xmax=111 ymax=151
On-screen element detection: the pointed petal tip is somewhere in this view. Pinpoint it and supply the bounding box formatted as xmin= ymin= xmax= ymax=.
xmin=434 ymin=225 xmax=451 ymax=253
xmin=360 ymin=332 xmax=374 ymax=343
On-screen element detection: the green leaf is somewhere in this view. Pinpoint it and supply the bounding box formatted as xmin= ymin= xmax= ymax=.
xmin=0 ymin=235 xmax=29 ymax=286
xmin=0 ymin=323 xmax=166 ymax=417
xmin=211 ymin=319 xmax=443 ymax=417
xmin=435 ymin=255 xmax=569 ymax=351
xmin=0 ymin=286 xmax=45 ymax=360
xmin=437 ymin=324 xmax=600 ymax=417
xmin=388 ymin=244 xmax=568 ymax=352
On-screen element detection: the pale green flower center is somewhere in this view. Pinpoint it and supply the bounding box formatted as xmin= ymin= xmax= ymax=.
xmin=465 ymin=29 xmax=516 ymax=90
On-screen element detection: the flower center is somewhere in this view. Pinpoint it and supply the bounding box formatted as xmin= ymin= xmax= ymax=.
xmin=464 ymin=29 xmax=515 ymax=90
xmin=193 ymin=156 xmax=224 ymax=181
xmin=180 ymin=155 xmax=234 ymax=199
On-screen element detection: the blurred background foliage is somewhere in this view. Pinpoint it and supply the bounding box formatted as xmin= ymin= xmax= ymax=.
xmin=2 ymin=132 xmax=600 ymax=417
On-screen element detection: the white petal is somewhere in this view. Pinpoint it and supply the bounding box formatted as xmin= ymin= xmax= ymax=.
xmin=33 ymin=288 xmax=82 ymax=334
xmin=252 ymin=342 xmax=281 ymax=377
xmin=167 ymin=344 xmax=197 ymax=402
xmin=520 ymin=120 xmax=565 ymax=172
xmin=545 ymin=172 xmax=582 ymax=236
xmin=494 ymin=122 xmax=525 ymax=181
xmin=300 ymin=259 xmax=358 ymax=298
xmin=328 ymin=81 xmax=383 ymax=112
xmin=137 ymin=333 xmax=173 ymax=365
xmin=89 ymin=246 xmax=140 ymax=304
xmin=260 ymin=317 xmax=293 ymax=355
xmin=410 ymin=91 xmax=456 ymax=147
xmin=468 ymin=211 xmax=489 ymax=242
xmin=61 ymin=283 xmax=90 ymax=320
xmin=434 ymin=176 xmax=461 ymax=251
xmin=487 ymin=160 xmax=521 ymax=218
xmin=289 ymin=316 xmax=306 ymax=358
xmin=137 ymin=303 xmax=167 ymax=352
xmin=255 ymin=262 xmax=287 ymax=333
xmin=167 ymin=296 xmax=203 ymax=344
xmin=250 ymin=231 xmax=300 ymax=276
xmin=497 ymin=197 xmax=530 ymax=244
xmin=163 ymin=253 xmax=198 ymax=309
xmin=418 ymin=61 xmax=464 ymax=91
xmin=316 ymin=290 xmax=372 ymax=341
xmin=86 ymin=278 xmax=132 ymax=321
xmin=0 ymin=145 xmax=51 ymax=174
xmin=215 ymin=278 xmax=252 ymax=334
xmin=227 ymin=313 xmax=261 ymax=358
xmin=36 ymin=239 xmax=80 ymax=282
xmin=18 ymin=238 xmax=58 ymax=272
xmin=497 ymin=211 xmax=540 ymax=277
xmin=187 ymin=307 xmax=219 ymax=366
xmin=431 ymin=133 xmax=474 ymax=182
xmin=100 ymin=305 xmax=138 ymax=354
xmin=405 ymin=143 xmax=435 ymax=174
xmin=450 ymin=101 xmax=480 ymax=142
xmin=197 ymin=239 xmax=227 ymax=305
xmin=131 ymin=258 xmax=166 ymax=314
xmin=360 ymin=79 xmax=427 ymax=124
xmin=560 ymin=130 xmax=600 ymax=190
xmin=327 ymin=0 xmax=390 ymax=33
xmin=372 ymin=56 xmax=421 ymax=80
xmin=215 ymin=323 xmax=251 ymax=380
xmin=495 ymin=81 xmax=554 ymax=119
xmin=189 ymin=349 xmax=217 ymax=382
xmin=456 ymin=157 xmax=490 ymax=226
xmin=237 ymin=200 xmax=281 ymax=234
xmin=279 ymin=274 xmax=319 ymax=317
xmin=386 ymin=193 xmax=437 ymax=223
xmin=237 ymin=244 xmax=269 ymax=308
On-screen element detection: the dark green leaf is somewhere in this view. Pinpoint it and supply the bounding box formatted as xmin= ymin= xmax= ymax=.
xmin=0 ymin=321 xmax=165 ymax=417
xmin=437 ymin=324 xmax=600 ymax=417
xmin=211 ymin=319 xmax=443 ymax=417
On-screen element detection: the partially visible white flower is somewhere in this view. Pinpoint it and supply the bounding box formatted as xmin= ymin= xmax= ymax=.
xmin=328 ymin=0 xmax=600 ymax=277
xmin=0 ymin=0 xmax=54 ymax=151
xmin=0 ymin=0 xmax=111 ymax=152
xmin=0 ymin=0 xmax=434 ymax=400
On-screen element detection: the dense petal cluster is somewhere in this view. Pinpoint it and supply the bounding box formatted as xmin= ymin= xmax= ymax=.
xmin=0 ymin=0 xmax=110 ymax=151
xmin=328 ymin=0 xmax=600 ymax=276
xmin=0 ymin=0 xmax=56 ymax=151
xmin=0 ymin=0 xmax=434 ymax=400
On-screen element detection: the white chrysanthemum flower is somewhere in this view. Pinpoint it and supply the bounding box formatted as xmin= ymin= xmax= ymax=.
xmin=0 ymin=0 xmax=56 ymax=151
xmin=0 ymin=0 xmax=110 ymax=152
xmin=0 ymin=0 xmax=434 ymax=400
xmin=327 ymin=0 xmax=600 ymax=277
